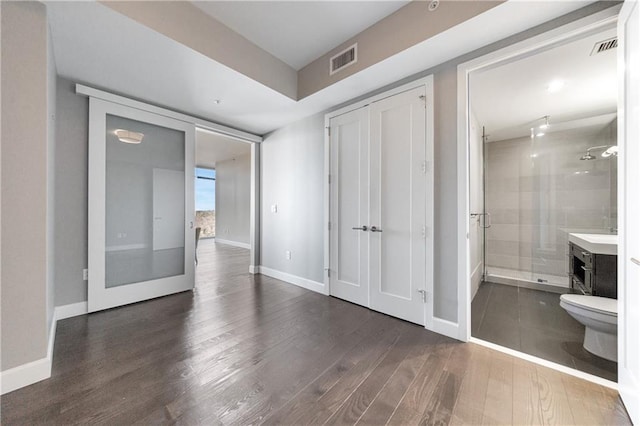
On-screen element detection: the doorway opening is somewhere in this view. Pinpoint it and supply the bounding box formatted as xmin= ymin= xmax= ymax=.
xmin=458 ymin=5 xmax=621 ymax=387
xmin=195 ymin=128 xmax=253 ymax=253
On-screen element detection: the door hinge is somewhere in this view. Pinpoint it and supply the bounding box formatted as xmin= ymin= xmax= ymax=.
xmin=419 ymin=95 xmax=427 ymax=109
xmin=422 ymin=226 xmax=427 ymax=239
xmin=417 ymin=289 xmax=427 ymax=303
xmin=326 ymin=126 xmax=331 ymax=137
xmin=328 ymin=174 xmax=331 ymax=185
xmin=328 ymin=221 xmax=332 ymax=231
xmin=421 ymin=161 xmax=428 ymax=174
xmin=327 ymin=269 xmax=331 ymax=278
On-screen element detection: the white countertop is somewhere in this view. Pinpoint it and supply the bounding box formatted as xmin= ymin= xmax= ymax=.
xmin=569 ymin=233 xmax=618 ymax=255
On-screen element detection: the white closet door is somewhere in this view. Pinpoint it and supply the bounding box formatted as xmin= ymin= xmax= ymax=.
xmin=329 ymin=107 xmax=370 ymax=306
xmin=369 ymin=87 xmax=427 ymax=325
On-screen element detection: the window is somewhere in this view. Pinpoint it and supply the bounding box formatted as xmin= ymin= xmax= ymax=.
xmin=195 ymin=167 xmax=215 ymax=238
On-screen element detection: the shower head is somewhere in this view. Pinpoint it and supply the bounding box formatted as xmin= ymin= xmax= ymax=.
xmin=580 ymin=153 xmax=596 ymax=160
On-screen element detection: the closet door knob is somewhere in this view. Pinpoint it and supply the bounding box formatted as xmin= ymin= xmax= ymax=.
xmin=352 ymin=226 xmax=368 ymax=231
xmin=370 ymin=226 xmax=383 ymax=233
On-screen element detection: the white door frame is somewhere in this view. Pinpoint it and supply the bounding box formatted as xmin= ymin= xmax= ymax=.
xmin=617 ymin=0 xmax=640 ymax=422
xmin=323 ymin=75 xmax=435 ymax=329
xmin=456 ymin=5 xmax=620 ymax=343
xmin=77 ymin=84 xmax=262 ymax=275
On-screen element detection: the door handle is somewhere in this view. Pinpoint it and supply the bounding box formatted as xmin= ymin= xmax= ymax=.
xmin=482 ymin=212 xmax=492 ymax=229
xmin=352 ymin=226 xmax=368 ymax=231
xmin=631 ymin=258 xmax=640 ymax=266
xmin=370 ymin=226 xmax=383 ymax=233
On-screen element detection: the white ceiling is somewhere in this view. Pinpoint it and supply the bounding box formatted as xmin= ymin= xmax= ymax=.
xmin=192 ymin=1 xmax=410 ymax=70
xmin=47 ymin=1 xmax=600 ymax=136
xmin=196 ymin=129 xmax=251 ymax=169
xmin=470 ymin=27 xmax=618 ymax=142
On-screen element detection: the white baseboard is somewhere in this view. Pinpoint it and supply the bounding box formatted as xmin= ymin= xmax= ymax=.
xmin=55 ymin=301 xmax=88 ymax=320
xmin=215 ymin=238 xmax=250 ymax=250
xmin=0 ymin=300 xmax=91 ymax=395
xmin=257 ymin=266 xmax=327 ymax=295
xmin=1 ymin=311 xmax=57 ymax=395
xmin=431 ymin=317 xmax=460 ymax=340
xmin=249 ymin=265 xmax=257 ymax=274
xmin=105 ymin=243 xmax=147 ymax=252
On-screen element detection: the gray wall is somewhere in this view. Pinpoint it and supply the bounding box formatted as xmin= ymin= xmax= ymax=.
xmin=1 ymin=1 xmax=53 ymax=370
xmin=48 ymin=2 xmax=615 ymax=323
xmin=215 ymin=154 xmax=250 ymax=245
xmin=260 ymin=113 xmax=325 ymax=283
xmin=54 ymin=77 xmax=89 ymax=306
xmin=259 ymin=2 xmax=614 ymax=324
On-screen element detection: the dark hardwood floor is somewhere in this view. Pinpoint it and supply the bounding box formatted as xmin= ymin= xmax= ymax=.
xmin=1 ymin=240 xmax=631 ymax=425
xmin=472 ymin=281 xmax=617 ymax=381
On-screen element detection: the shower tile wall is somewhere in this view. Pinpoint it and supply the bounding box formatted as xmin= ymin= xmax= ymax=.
xmin=485 ymin=120 xmax=617 ymax=284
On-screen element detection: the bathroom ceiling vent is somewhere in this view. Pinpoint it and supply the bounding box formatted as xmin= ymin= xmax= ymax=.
xmin=330 ymin=44 xmax=357 ymax=75
xmin=590 ymin=37 xmax=618 ymax=56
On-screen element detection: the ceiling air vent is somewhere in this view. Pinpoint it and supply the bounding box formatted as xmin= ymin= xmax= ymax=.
xmin=590 ymin=37 xmax=618 ymax=56
xmin=330 ymin=44 xmax=357 ymax=75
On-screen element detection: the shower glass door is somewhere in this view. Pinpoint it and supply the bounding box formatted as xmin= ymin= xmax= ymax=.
xmin=88 ymin=98 xmax=195 ymax=312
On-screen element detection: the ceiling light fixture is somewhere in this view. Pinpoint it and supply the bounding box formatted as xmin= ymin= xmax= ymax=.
xmin=115 ymin=129 xmax=144 ymax=144
xmin=536 ymin=132 xmax=545 ymax=137
xmin=547 ymin=79 xmax=565 ymax=93
xmin=212 ymin=99 xmax=222 ymax=105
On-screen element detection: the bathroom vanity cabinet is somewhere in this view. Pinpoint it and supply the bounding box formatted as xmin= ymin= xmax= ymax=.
xmin=568 ymin=233 xmax=618 ymax=299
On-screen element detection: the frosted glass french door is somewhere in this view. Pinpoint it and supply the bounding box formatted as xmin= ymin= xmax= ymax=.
xmin=88 ymin=98 xmax=195 ymax=312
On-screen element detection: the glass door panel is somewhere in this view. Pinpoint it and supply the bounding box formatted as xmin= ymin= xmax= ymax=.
xmin=89 ymin=99 xmax=195 ymax=312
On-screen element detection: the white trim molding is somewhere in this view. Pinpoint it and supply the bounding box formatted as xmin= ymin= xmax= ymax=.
xmin=257 ymin=266 xmax=328 ymax=295
xmin=214 ymin=238 xmax=251 ymax=250
xmin=1 ymin=312 xmax=57 ymax=395
xmin=55 ymin=301 xmax=89 ymax=321
xmin=0 ymin=301 xmax=91 ymax=394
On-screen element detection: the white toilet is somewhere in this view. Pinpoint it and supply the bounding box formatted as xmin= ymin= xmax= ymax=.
xmin=560 ymin=294 xmax=618 ymax=362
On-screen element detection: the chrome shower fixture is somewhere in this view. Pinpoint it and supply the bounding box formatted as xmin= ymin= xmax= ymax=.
xmin=580 ymin=145 xmax=618 ymax=160
xmin=580 ymin=152 xmax=596 ymax=160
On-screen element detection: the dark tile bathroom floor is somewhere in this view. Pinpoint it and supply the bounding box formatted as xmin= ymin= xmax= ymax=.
xmin=472 ymin=281 xmax=617 ymax=382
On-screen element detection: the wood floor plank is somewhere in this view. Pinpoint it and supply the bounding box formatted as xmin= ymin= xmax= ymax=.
xmin=386 ymin=344 xmax=454 ymax=425
xmin=0 ymin=241 xmax=632 ymax=426
xmin=482 ymin=349 xmax=514 ymax=425
xmin=536 ymin=364 xmax=576 ymax=425
xmin=355 ymin=331 xmax=443 ymax=425
xmin=450 ymin=344 xmax=492 ymax=426
xmin=512 ymin=357 xmax=543 ymax=425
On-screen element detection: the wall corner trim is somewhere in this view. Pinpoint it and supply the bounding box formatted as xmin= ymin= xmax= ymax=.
xmin=0 ymin=301 xmax=89 ymax=395
xmin=256 ymin=266 xmax=328 ymax=295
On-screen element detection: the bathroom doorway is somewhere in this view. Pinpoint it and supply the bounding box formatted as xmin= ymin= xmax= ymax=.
xmin=466 ymin=20 xmax=619 ymax=382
